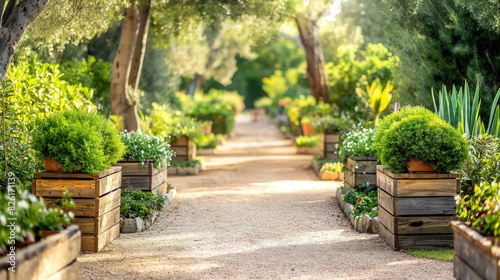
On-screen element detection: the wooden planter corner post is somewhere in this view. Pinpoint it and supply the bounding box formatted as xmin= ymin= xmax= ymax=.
xmin=0 ymin=225 xmax=81 ymax=280
xmin=344 ymin=157 xmax=378 ymax=190
xmin=376 ymin=165 xmax=460 ymax=250
xmin=170 ymin=136 xmax=196 ymax=163
xmin=452 ymin=221 xmax=500 ymax=280
xmin=32 ymin=166 xmax=122 ymax=252
xmin=115 ymin=159 xmax=168 ymax=194
xmin=324 ymin=131 xmax=340 ymax=160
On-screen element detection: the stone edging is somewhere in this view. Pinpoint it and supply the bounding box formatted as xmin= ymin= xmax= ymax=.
xmin=336 ymin=186 xmax=379 ymax=234
xmin=197 ymin=148 xmax=214 ymax=155
xmin=120 ymin=189 xmax=176 ymax=233
xmin=168 ymin=165 xmax=202 ymax=176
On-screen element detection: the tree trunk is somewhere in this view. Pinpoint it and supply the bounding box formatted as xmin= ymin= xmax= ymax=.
xmin=0 ymin=0 xmax=50 ymax=78
xmin=128 ymin=0 xmax=150 ymax=92
xmin=186 ymin=74 xmax=203 ymax=97
xmin=186 ymin=31 xmax=220 ymax=97
xmin=295 ymin=17 xmax=330 ymax=103
xmin=110 ymin=0 xmax=140 ymax=131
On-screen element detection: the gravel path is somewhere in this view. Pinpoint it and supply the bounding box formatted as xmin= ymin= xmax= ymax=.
xmin=78 ymin=115 xmax=453 ymax=279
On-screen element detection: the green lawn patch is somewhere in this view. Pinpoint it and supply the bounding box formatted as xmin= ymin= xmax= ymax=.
xmin=404 ymin=249 xmax=454 ymax=262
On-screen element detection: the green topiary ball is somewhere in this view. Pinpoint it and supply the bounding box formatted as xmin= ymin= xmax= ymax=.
xmin=377 ymin=106 xmax=468 ymax=173
xmin=32 ymin=110 xmax=125 ymax=174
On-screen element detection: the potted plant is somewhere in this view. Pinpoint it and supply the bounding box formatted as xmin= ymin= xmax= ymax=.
xmin=312 ymin=115 xmax=344 ymax=159
xmin=32 ymin=110 xmax=125 ymax=173
xmin=116 ymin=131 xmax=174 ymax=194
xmin=147 ymin=105 xmax=202 ymax=163
xmin=300 ymin=116 xmax=315 ymax=136
xmin=0 ymin=186 xmax=80 ymax=278
xmin=319 ymin=162 xmax=343 ymax=180
xmin=295 ymin=135 xmax=321 ymax=156
xmin=375 ymin=106 xmax=468 ymax=250
xmin=453 ymin=182 xmax=500 ymax=279
xmin=31 ymin=110 xmax=125 ymax=252
xmin=339 ymin=126 xmax=378 ymax=190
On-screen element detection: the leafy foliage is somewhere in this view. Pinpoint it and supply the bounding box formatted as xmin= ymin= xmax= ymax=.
xmin=295 ymin=135 xmax=319 ymax=147
xmin=60 ymin=56 xmax=112 ymax=116
xmin=0 ymin=186 xmax=75 ymax=252
xmin=194 ymin=134 xmax=217 ymax=149
xmin=145 ymin=103 xmax=202 ymax=141
xmin=377 ymin=106 xmax=468 ymax=173
xmin=343 ymin=184 xmax=378 ymax=218
xmin=120 ymin=187 xmax=167 ymax=221
xmin=312 ymin=115 xmax=345 ymax=133
xmin=459 ymin=134 xmax=500 ymax=195
xmin=339 ymin=127 xmax=377 ymax=163
xmin=457 ymin=182 xmax=500 ymax=237
xmin=356 ymin=78 xmax=393 ymax=125
xmin=432 ymin=81 xmax=500 ymax=138
xmin=187 ymin=102 xmax=235 ymax=135
xmin=32 ymin=110 xmax=125 ymax=174
xmin=120 ymin=131 xmax=174 ymax=169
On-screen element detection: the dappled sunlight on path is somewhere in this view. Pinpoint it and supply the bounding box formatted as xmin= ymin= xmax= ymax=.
xmin=78 ymin=114 xmax=453 ymax=280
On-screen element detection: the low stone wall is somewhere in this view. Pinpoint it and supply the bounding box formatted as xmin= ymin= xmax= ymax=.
xmin=336 ymin=186 xmax=379 ymax=234
xmin=120 ymin=189 xmax=176 ymax=233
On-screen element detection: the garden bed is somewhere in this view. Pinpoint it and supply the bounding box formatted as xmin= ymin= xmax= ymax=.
xmin=0 ymin=225 xmax=81 ymax=280
xmin=452 ymin=221 xmax=500 ymax=279
xmin=311 ymin=158 xmax=343 ymax=181
xmin=115 ymin=159 xmax=168 ymax=194
xmin=171 ymin=137 xmax=196 ymax=163
xmin=336 ymin=186 xmax=379 ymax=234
xmin=377 ymin=165 xmax=459 ymax=250
xmin=344 ymin=157 xmax=378 ymax=189
xmin=120 ymin=189 xmax=176 ymax=233
xmin=32 ymin=166 xmax=122 ymax=252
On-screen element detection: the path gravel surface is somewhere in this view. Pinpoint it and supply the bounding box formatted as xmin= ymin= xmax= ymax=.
xmin=78 ymin=115 xmax=453 ymax=279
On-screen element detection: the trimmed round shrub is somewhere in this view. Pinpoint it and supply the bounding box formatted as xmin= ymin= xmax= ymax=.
xmin=377 ymin=106 xmax=468 ymax=173
xmin=32 ymin=110 xmax=125 ymax=173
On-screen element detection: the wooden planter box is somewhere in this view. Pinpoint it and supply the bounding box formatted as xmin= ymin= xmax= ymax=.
xmin=344 ymin=157 xmax=378 ymax=189
xmin=0 ymin=225 xmax=81 ymax=280
xmin=323 ymin=131 xmax=340 ymax=159
xmin=452 ymin=221 xmax=500 ymax=279
xmin=376 ymin=165 xmax=459 ymax=250
xmin=32 ymin=166 xmax=122 ymax=252
xmin=171 ymin=137 xmax=196 ymax=163
xmin=115 ymin=159 xmax=168 ymax=194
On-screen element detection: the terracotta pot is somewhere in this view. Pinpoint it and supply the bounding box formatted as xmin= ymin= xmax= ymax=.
xmin=407 ymin=158 xmax=437 ymax=173
xmin=321 ymin=171 xmax=336 ymax=180
xmin=44 ymin=158 xmax=65 ymax=173
xmin=301 ymin=121 xmax=315 ymax=136
xmin=339 ymin=172 xmax=344 ymax=182
xmin=201 ymin=124 xmax=212 ymax=135
xmin=331 ymin=172 xmax=339 ymax=181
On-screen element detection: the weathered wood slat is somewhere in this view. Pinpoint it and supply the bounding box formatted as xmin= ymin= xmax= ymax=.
xmin=73 ymin=206 xmax=120 ymax=235
xmin=34 ymin=166 xmax=121 ymax=179
xmin=97 ymin=189 xmax=121 ymax=217
xmin=97 ymin=170 xmax=122 ymax=197
xmin=398 ymin=234 xmax=453 ymax=250
xmin=453 ymin=221 xmax=500 ymax=279
xmin=45 ymin=261 xmax=79 ymax=280
xmin=378 ymin=222 xmax=396 ymax=250
xmin=378 ymin=188 xmax=396 ymax=215
xmin=44 ymin=198 xmax=97 ymax=217
xmin=324 ymin=143 xmax=338 ymax=152
xmin=379 ymin=206 xmax=454 ymax=235
xmin=171 ymin=136 xmax=189 ymax=146
xmin=377 ymin=170 xmax=396 ymax=195
xmin=376 ymin=165 xmax=459 ymax=179
xmin=0 ymin=226 xmax=80 ymax=280
xmin=346 ymin=157 xmax=378 ymax=174
xmin=396 ymin=179 xmax=458 ymax=197
xmin=397 ymin=196 xmax=456 ymax=216
xmin=34 ymin=179 xmax=96 ymax=198
xmin=81 ymin=222 xmax=120 ymax=252
xmin=345 ymin=169 xmax=376 ymax=188
xmin=325 ymin=133 xmax=339 ymax=142
xmin=454 ymin=255 xmax=484 ymax=280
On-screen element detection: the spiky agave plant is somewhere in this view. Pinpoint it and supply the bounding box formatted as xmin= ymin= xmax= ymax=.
xmin=432 ymin=80 xmax=500 ymax=138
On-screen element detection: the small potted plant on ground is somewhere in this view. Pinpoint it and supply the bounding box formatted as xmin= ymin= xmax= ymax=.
xmin=320 ymin=162 xmax=343 ymax=181
xmin=453 ymin=182 xmax=500 ymax=279
xmin=375 ymin=106 xmax=469 ymax=250
xmin=295 ymin=135 xmax=321 ymax=156
xmin=31 ymin=109 xmax=125 ymax=252
xmin=116 ymin=131 xmax=174 ymax=194
xmin=312 ymin=115 xmax=345 ymax=159
xmin=339 ymin=126 xmax=378 ymax=189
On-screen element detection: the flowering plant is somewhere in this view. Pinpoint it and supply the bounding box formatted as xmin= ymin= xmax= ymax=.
xmin=320 ymin=162 xmax=343 ymax=173
xmin=120 ymin=187 xmax=167 ymax=221
xmin=120 ymin=131 xmax=174 ymax=168
xmin=339 ymin=127 xmax=377 ymax=163
xmin=343 ymin=184 xmax=378 ymax=218
xmin=295 ymin=135 xmax=320 ymax=147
